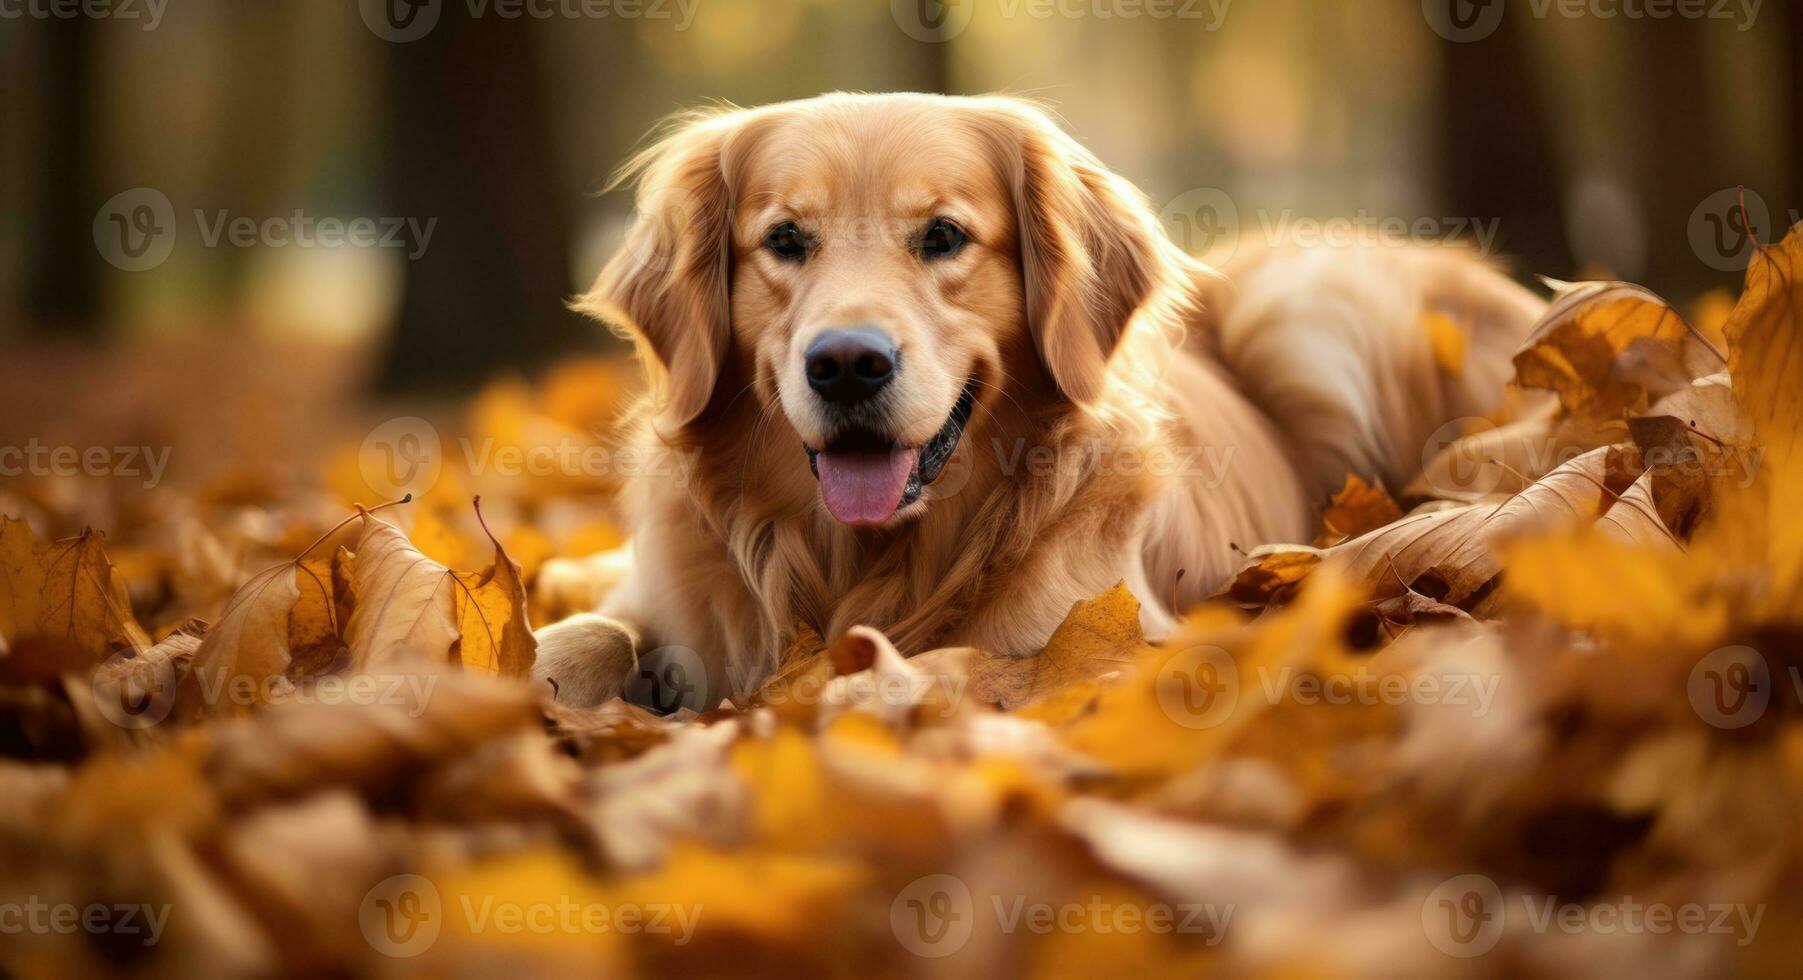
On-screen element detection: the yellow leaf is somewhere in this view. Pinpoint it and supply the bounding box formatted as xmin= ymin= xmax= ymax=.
xmin=426 ymin=850 xmax=624 ymax=972
xmin=450 ymin=508 xmax=538 ymax=678
xmin=343 ymin=508 xmax=535 ymax=677
xmin=0 ymin=518 xmax=148 ymax=681
xmin=1314 ymin=473 xmax=1403 ymax=547
xmin=285 ymin=552 xmax=344 ymax=677
xmin=410 ymin=505 xmax=480 ymax=569
xmin=178 ymin=562 xmax=302 ymax=719
xmin=967 ymin=582 xmax=1146 ymax=710
xmin=616 ymin=843 xmax=865 ymax=948
xmin=1067 ymin=574 xmax=1370 ymax=782
xmin=1500 ymin=529 xmax=1730 ymax=651
xmin=1514 ymin=281 xmax=1719 ymax=419
xmin=342 ymin=517 xmax=460 ymax=672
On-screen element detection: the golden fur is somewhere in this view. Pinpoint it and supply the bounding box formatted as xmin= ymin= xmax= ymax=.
xmin=535 ymin=93 xmax=1544 ymax=707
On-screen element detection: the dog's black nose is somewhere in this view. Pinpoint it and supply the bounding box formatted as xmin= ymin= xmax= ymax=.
xmin=805 ymin=327 xmax=897 ymax=405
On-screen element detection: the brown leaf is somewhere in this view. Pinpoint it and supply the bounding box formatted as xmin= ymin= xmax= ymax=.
xmin=0 ymin=518 xmax=148 ymax=682
xmin=1218 ymin=545 xmax=1325 ymax=607
xmin=1405 ymin=408 xmax=1621 ymax=503
xmin=448 ymin=506 xmax=537 ymax=678
xmin=1514 ymin=280 xmax=1723 ymax=419
xmin=1314 ymin=474 xmax=1403 ymax=547
xmin=204 ymin=670 xmax=539 ymax=808
xmin=1624 ymin=375 xmax=1751 ymax=537
xmin=177 ymin=562 xmax=301 ymax=719
xmin=1231 ymin=446 xmax=1673 ymax=610
xmin=966 ymin=582 xmax=1145 ymax=710
xmin=341 ymin=516 xmax=459 ymax=672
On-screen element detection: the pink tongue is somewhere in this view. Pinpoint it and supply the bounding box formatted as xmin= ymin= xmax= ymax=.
xmin=816 ymin=448 xmax=919 ymax=526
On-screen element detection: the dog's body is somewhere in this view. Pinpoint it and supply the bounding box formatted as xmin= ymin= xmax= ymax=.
xmin=536 ymin=93 xmax=1543 ymax=706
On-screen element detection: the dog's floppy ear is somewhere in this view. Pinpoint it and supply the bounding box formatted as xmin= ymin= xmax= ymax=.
xmin=984 ymin=102 xmax=1184 ymax=404
xmin=577 ymin=112 xmax=743 ymax=432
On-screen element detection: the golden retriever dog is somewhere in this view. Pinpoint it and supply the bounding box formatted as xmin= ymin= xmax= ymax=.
xmin=535 ymin=92 xmax=1542 ymax=708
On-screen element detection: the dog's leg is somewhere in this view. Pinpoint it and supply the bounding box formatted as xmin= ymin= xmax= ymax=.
xmin=531 ymin=613 xmax=640 ymax=707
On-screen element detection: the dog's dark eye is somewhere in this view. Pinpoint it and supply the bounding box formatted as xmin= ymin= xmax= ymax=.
xmin=764 ymin=221 xmax=808 ymax=262
xmin=918 ymin=217 xmax=967 ymax=260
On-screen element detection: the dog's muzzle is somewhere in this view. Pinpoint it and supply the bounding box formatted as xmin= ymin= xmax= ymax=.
xmin=804 ymin=380 xmax=978 ymax=525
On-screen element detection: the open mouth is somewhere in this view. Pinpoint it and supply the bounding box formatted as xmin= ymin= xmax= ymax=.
xmin=804 ymin=380 xmax=978 ymax=525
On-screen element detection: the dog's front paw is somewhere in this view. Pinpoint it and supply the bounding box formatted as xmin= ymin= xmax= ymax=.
xmin=532 ymin=613 xmax=639 ymax=707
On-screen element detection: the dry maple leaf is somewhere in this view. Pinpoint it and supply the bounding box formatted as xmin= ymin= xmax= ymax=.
xmin=1514 ymin=279 xmax=1724 ymax=419
xmin=1313 ymin=474 xmax=1403 ymax=547
xmin=342 ymin=504 xmax=535 ymax=677
xmin=0 ymin=517 xmax=149 ymax=682
xmin=1225 ymin=445 xmax=1676 ymax=609
xmin=963 ymin=581 xmax=1146 ymax=710
xmin=177 ymin=505 xmax=377 ymax=720
xmin=1713 ymin=222 xmax=1803 ymax=610
xmin=1495 ymin=227 xmax=1803 ymax=649
xmin=449 ymin=500 xmax=538 ymax=677
xmin=204 ymin=669 xmax=539 ymax=807
xmin=179 ymin=498 xmax=534 ymax=721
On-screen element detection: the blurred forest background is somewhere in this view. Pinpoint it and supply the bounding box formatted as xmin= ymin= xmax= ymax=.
xmin=1 ymin=0 xmax=1797 ymax=394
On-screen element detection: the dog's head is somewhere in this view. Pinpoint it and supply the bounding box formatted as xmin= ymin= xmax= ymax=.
xmin=583 ymin=93 xmax=1193 ymax=527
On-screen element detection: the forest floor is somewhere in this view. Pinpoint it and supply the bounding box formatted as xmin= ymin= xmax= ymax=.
xmin=2 ymin=229 xmax=1801 ymax=978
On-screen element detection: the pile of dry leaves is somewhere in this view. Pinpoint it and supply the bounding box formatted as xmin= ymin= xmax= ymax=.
xmin=3 ymin=228 xmax=1803 ymax=978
